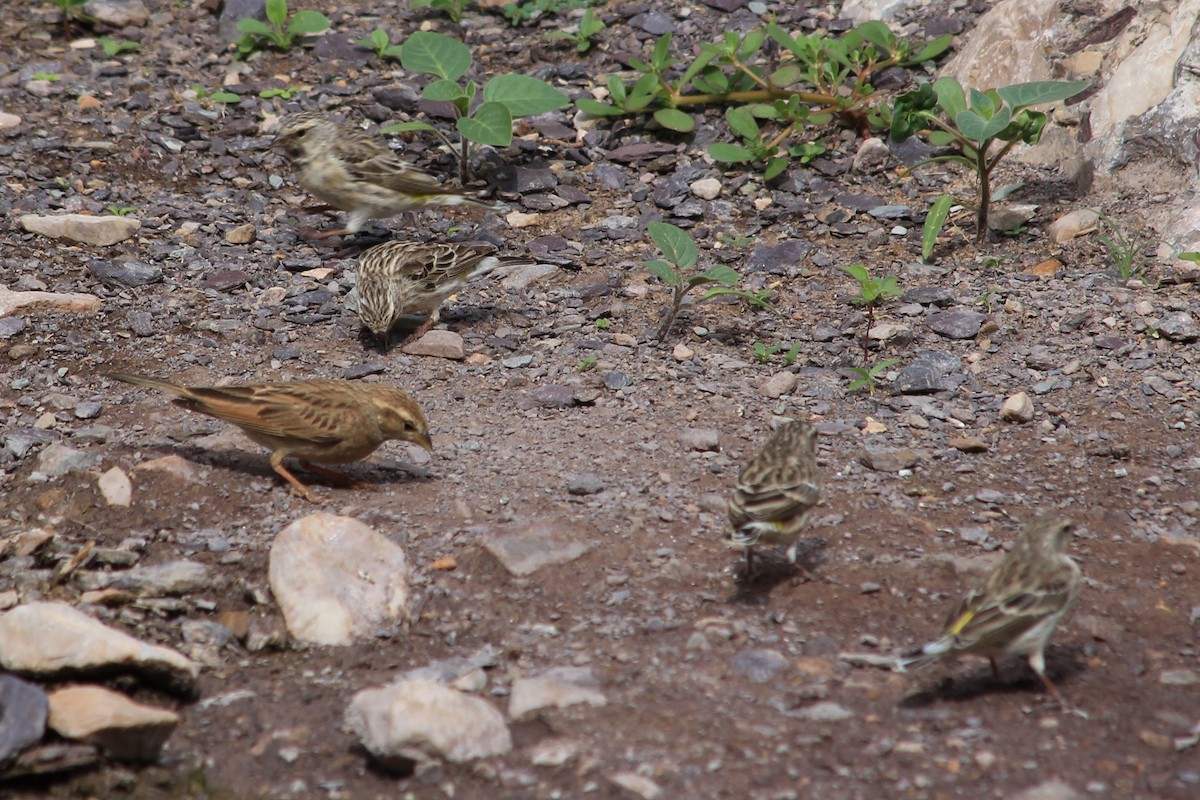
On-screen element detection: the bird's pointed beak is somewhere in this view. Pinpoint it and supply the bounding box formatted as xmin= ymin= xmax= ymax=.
xmin=415 ymin=432 xmax=434 ymax=452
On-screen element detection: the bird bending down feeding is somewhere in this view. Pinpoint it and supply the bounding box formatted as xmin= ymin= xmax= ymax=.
xmin=108 ymin=373 xmax=432 ymax=503
xmin=355 ymin=239 xmax=528 ymax=343
xmin=272 ymin=111 xmax=494 ymax=239
xmin=897 ymin=516 xmax=1082 ymax=706
xmin=727 ymin=420 xmax=821 ymax=575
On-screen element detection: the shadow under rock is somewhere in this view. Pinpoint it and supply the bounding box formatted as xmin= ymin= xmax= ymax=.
xmin=898 ymin=644 xmax=1088 ymax=708
xmin=728 ymin=536 xmax=829 ymax=605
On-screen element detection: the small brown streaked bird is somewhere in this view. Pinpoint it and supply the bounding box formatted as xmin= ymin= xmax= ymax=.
xmin=272 ymin=111 xmax=494 ymax=239
xmin=897 ymin=516 xmax=1082 ymax=706
xmin=727 ymin=420 xmax=821 ymax=574
xmin=108 ymin=373 xmax=432 ymax=503
xmin=355 ymin=239 xmax=529 ymax=343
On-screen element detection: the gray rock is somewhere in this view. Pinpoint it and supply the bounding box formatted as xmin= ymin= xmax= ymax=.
xmin=522 ymin=385 xmax=577 ymax=409
xmin=19 ymin=214 xmax=139 ymax=246
xmin=73 ymin=401 xmax=102 ymax=420
xmin=4 ymin=428 xmax=59 ymax=460
xmin=730 ymin=648 xmax=788 ymax=683
xmin=747 ymin=240 xmax=811 ymax=274
xmin=631 ymin=11 xmax=674 ymax=35
xmin=346 ymin=679 xmax=511 ymax=770
xmin=601 ymin=371 xmax=631 ymax=390
xmin=794 ymin=701 xmax=855 ymax=721
xmin=218 ymin=0 xmax=266 ymax=41
xmin=509 ymin=666 xmax=607 ymax=718
xmin=926 ymin=309 xmax=987 ymax=339
xmin=1158 ymin=311 xmax=1199 ymax=342
xmin=1000 ymin=392 xmax=1035 ymax=423
xmin=35 ymin=443 xmax=101 ymax=477
xmin=860 ymin=446 xmax=924 ymax=472
xmin=85 ymin=0 xmax=149 ymax=26
xmin=902 ymin=287 xmax=955 ymax=306
xmin=1008 ymin=780 xmax=1083 ymax=800
xmin=567 ymin=473 xmax=605 ymax=495
xmin=499 ymin=263 xmax=558 ymax=291
xmin=501 ymin=355 xmax=533 ymax=369
xmin=398 ymin=646 xmax=499 ymax=685
xmin=0 ymin=674 xmax=48 ymax=769
xmin=678 ymin=428 xmax=721 ymax=452
xmin=1025 ymin=345 xmax=1059 ymax=371
xmin=759 ymin=371 xmax=798 ymax=398
xmin=87 ymin=259 xmax=162 ymax=288
xmin=515 ymin=167 xmax=558 ymax=193
xmin=0 ymin=317 xmax=26 ymax=339
xmin=1159 ymin=668 xmax=1198 ymax=685
xmin=867 ymin=204 xmax=912 ymax=219
xmin=483 ymin=520 xmax=593 ymax=576
xmin=106 ymin=560 xmax=210 ymax=597
xmin=268 ymin=513 xmax=411 ymax=646
xmin=402 ymin=330 xmax=465 ymax=360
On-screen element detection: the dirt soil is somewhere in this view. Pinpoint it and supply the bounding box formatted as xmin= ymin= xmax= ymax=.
xmin=2 ymin=1 xmax=1199 ymax=798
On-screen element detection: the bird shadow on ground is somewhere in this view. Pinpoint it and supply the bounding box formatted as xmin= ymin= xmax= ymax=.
xmin=728 ymin=537 xmax=829 ymax=605
xmin=897 ymin=644 xmax=1088 ymax=708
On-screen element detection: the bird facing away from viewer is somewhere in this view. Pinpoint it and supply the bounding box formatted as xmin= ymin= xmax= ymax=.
xmin=355 ymin=239 xmax=527 ymax=343
xmin=272 ymin=111 xmax=493 ymax=239
xmin=728 ymin=420 xmax=821 ymax=575
xmin=108 ymin=373 xmax=432 ymax=503
xmin=897 ymin=516 xmax=1082 ymax=706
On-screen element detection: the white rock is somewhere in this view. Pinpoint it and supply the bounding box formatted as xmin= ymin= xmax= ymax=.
xmin=0 ymin=112 xmax=21 ymax=132
xmin=98 ymin=466 xmax=132 ymax=507
xmin=609 ymin=772 xmax=664 ymax=799
xmin=0 ymin=287 xmax=101 ymax=318
xmin=107 ymin=560 xmax=209 ymax=596
xmin=841 ymin=0 xmax=918 ymax=23
xmin=0 ymin=602 xmax=199 ymax=694
xmin=672 ymin=343 xmax=694 ymax=361
xmin=268 ymin=513 xmax=410 ymax=646
xmin=758 ymin=371 xmax=797 ymax=399
xmin=483 ymin=520 xmax=593 ymax=577
xmin=509 ymin=666 xmax=608 ymax=719
xmin=19 ymin=214 xmax=140 ymax=246
xmin=48 ymin=685 xmax=178 ymax=762
xmin=499 ymin=262 xmax=558 ymax=291
xmin=505 ymin=211 xmax=540 ymax=228
xmin=690 ymin=177 xmax=721 ymax=200
xmin=401 ymin=329 xmax=465 ymax=360
xmin=1000 ymin=391 xmax=1035 ymax=423
xmin=852 ymin=136 xmax=891 ymax=171
xmin=1047 ymin=209 xmax=1100 ymax=243
xmin=85 ymin=0 xmax=150 ymax=27
xmin=346 ymin=679 xmax=511 ymax=770
xmin=1008 ymin=779 xmax=1084 ymax=800
xmin=36 ymin=443 xmax=102 ymax=477
xmin=131 ymin=454 xmax=200 ymax=483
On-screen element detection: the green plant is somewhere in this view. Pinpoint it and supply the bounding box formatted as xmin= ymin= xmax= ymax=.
xmin=1093 ymin=210 xmax=1147 ymax=279
xmin=192 ymin=85 xmax=241 ymax=105
xmin=105 ymin=205 xmax=138 ymax=217
xmin=840 ymin=264 xmax=901 ymax=363
xmin=1178 ymin=251 xmax=1200 ymax=263
xmin=847 ymin=358 xmax=899 ymax=395
xmin=644 ymin=222 xmax=774 ymax=344
xmin=379 ymin=31 xmax=568 ymax=183
xmin=751 ymin=340 xmax=803 ymax=365
xmin=503 ymin=0 xmax=592 ymax=26
xmin=979 ymin=255 xmax=1004 ymax=270
xmin=356 ymin=28 xmax=404 ymax=60
xmin=593 ymin=317 xmax=611 ymax=330
xmin=98 ymin=37 xmax=139 ymax=56
xmin=921 ymin=194 xmax=953 ymax=261
xmin=579 ymin=22 xmax=951 ymax=176
xmin=411 ymin=0 xmax=473 ymax=23
xmin=546 ymin=8 xmax=604 ymax=53
xmin=47 ymin=0 xmax=89 ymax=35
xmin=577 ymin=354 xmax=598 ymax=372
xmin=974 ymin=286 xmax=1001 ymax=314
xmin=31 ymin=72 xmax=62 ymax=82
xmin=234 ymin=0 xmax=330 ymax=58
xmin=259 ymin=87 xmax=301 ymax=99
xmin=890 ymin=77 xmax=1088 ymax=243
xmin=716 ymin=231 xmax=755 ymax=248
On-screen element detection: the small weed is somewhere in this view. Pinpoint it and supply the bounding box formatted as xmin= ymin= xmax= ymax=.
xmin=98 ymin=37 xmax=139 ymax=56
xmin=259 ymin=87 xmax=301 ymax=99
xmin=979 ymin=255 xmax=1004 ymax=270
xmin=716 ymin=231 xmax=755 ymax=248
xmin=1093 ymin=209 xmax=1147 ymax=279
xmin=356 ymin=28 xmax=404 ymax=60
xmin=410 ymin=0 xmax=473 ymax=23
xmin=503 ymin=0 xmax=592 ymax=26
xmin=847 ymin=358 xmax=899 ymax=395
xmin=31 ymin=72 xmax=62 ymax=82
xmin=47 ymin=0 xmax=89 ymax=36
xmin=191 ymin=85 xmax=240 ymax=105
xmin=921 ymin=194 xmax=953 ymax=261
xmin=235 ymin=0 xmax=329 ymax=59
xmin=593 ymin=317 xmax=611 ymax=330
xmin=840 ymin=263 xmax=901 ymax=363
xmin=105 ymin=205 xmax=138 ymax=217
xmin=752 ymin=341 xmax=783 ymax=363
xmin=546 ymin=8 xmax=605 ymax=53
xmin=577 ymin=355 xmax=598 ymax=372
xmin=973 ymin=286 xmax=1002 ymax=313
xmin=644 ymin=222 xmax=775 ymax=344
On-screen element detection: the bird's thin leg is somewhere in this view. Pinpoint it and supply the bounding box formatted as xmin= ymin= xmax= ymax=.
xmin=990 ymin=657 xmax=1002 ymax=681
xmin=270 ymin=452 xmax=321 ymax=503
xmin=1028 ymin=652 xmax=1069 ymax=709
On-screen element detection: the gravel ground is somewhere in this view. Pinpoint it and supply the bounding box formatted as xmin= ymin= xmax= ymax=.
xmin=1 ymin=1 xmax=1198 ymax=798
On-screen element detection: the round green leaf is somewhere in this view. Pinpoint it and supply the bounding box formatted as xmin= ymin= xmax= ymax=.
xmin=647 ymin=222 xmax=698 ymax=271
xmin=401 ymin=31 xmax=472 ymax=81
xmin=708 ymin=143 xmax=754 ymax=163
xmin=236 ymin=18 xmax=274 ymax=36
xmin=653 ymin=108 xmax=694 ymax=132
xmin=483 ymin=74 xmax=569 ymax=118
xmin=457 ymin=102 xmax=512 ymax=147
xmin=287 ymin=10 xmax=330 ymax=35
xmin=423 ymin=79 xmax=467 ymax=103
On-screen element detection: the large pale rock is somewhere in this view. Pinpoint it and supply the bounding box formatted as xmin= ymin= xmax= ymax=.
xmin=346 ymin=679 xmax=511 ymax=771
xmin=0 ymin=287 xmax=101 ymax=318
xmin=943 ymin=0 xmax=1059 ymax=90
xmin=0 ymin=603 xmax=199 ymax=695
xmin=19 ymin=214 xmax=140 ymax=246
xmin=483 ymin=520 xmax=593 ymax=577
xmin=97 ymin=466 xmax=132 ymax=507
xmin=268 ymin=513 xmax=410 ymax=646
xmin=509 ymin=666 xmax=608 ymax=719
xmin=85 ymin=0 xmax=149 ymax=26
xmin=401 ymin=330 xmax=465 ymax=360
xmin=47 ymin=686 xmax=178 ymax=762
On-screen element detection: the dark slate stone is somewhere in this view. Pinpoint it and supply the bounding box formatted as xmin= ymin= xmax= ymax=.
xmin=926 ymin=309 xmax=986 ymax=339
xmin=746 ymin=240 xmax=811 ymax=274
xmin=0 ymin=674 xmax=49 ymax=769
xmin=567 ymin=472 xmax=606 ymax=495
xmin=514 ymin=167 xmax=558 ymax=193
xmin=901 ymin=286 xmax=955 ymax=306
xmin=0 ymin=318 xmax=26 ymax=339
xmin=87 ymin=259 xmax=163 ymax=288
xmin=631 ymin=12 xmax=675 ymax=35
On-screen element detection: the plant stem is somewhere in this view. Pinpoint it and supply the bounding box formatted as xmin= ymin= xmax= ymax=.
xmin=862 ymin=302 xmax=874 ymax=363
xmin=656 ymin=289 xmax=687 ymax=343
xmin=974 ymin=145 xmax=989 ymax=243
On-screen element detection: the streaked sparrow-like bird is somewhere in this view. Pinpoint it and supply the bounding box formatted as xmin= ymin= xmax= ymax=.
xmin=728 ymin=420 xmax=821 ymax=574
xmin=108 ymin=373 xmax=432 ymax=502
xmin=897 ymin=516 xmax=1082 ymax=706
xmin=272 ymin=111 xmax=493 ymax=239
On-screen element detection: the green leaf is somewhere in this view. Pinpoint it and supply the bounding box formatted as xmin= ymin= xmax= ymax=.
xmin=625 ymin=73 xmax=661 ymax=112
xmin=380 ymin=121 xmax=440 ymax=134
xmin=644 ymin=259 xmax=682 ymax=289
xmin=763 ymin=157 xmax=788 ymax=181
xmin=725 ymin=106 xmax=760 ymax=142
xmin=210 ymin=91 xmax=241 ymax=104
xmin=932 ymin=77 xmax=966 ymax=119
xmin=708 ymin=143 xmax=755 ymax=163
xmin=287 ymin=10 xmax=329 ymax=35
xmin=853 ymin=21 xmax=895 ymax=53
xmin=839 ymin=264 xmax=870 ymax=288
xmin=371 ymin=28 xmax=388 ymax=52
xmin=907 ymin=33 xmax=953 ymax=64
xmin=1179 ymin=252 xmax=1200 ymax=263
xmin=991 ymin=182 xmax=1024 ymax=202
xmin=423 ymin=79 xmax=467 ymax=103
xmin=653 ymin=108 xmax=694 ymax=132
xmin=235 ymin=18 xmax=275 ymax=36
xmin=457 ymin=102 xmax=513 ymax=146
xmin=995 ymin=79 xmax=1089 ymax=109
xmin=687 ymin=265 xmax=739 ymax=288
xmin=927 ymin=130 xmax=957 ymax=146
xmin=956 ymin=106 xmax=1012 ymax=142
xmin=575 ymin=98 xmax=624 ymax=117
xmin=483 ymin=74 xmax=569 ymax=118
xmin=265 ymin=0 xmax=287 ymax=27
xmin=768 ymin=63 xmax=802 ymax=87
xmin=401 ymin=31 xmax=472 ymax=81
xmin=921 ymin=194 xmax=953 ymax=262
xmin=647 ymin=222 xmax=698 ymax=271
